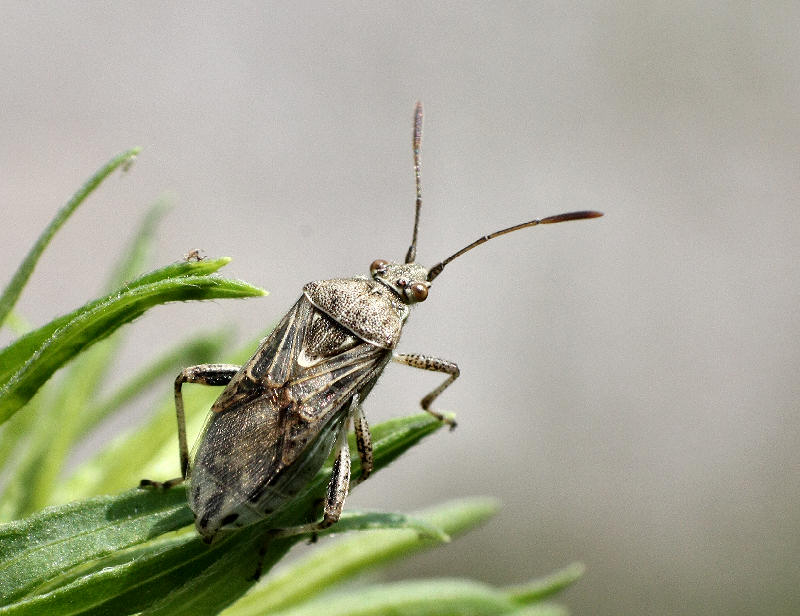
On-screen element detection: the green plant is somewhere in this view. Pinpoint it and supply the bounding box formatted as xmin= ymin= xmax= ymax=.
xmin=0 ymin=151 xmax=582 ymax=614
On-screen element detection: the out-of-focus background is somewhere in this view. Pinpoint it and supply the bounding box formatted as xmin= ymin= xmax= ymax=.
xmin=2 ymin=4 xmax=798 ymax=614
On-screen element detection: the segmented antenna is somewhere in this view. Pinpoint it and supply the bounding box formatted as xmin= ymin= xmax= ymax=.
xmin=427 ymin=210 xmax=603 ymax=281
xmin=405 ymin=101 xmax=424 ymax=264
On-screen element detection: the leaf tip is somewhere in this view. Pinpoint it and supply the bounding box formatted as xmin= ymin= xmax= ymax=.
xmin=505 ymin=561 xmax=587 ymax=605
xmin=119 ymin=148 xmax=141 ymax=172
xmin=562 ymin=561 xmax=586 ymax=580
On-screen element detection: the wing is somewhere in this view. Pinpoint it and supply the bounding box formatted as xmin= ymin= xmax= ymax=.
xmin=188 ymin=295 xmax=390 ymax=538
xmin=206 ymin=295 xmax=315 ymax=414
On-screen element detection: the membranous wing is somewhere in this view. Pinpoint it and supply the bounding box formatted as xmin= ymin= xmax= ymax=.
xmin=189 ymin=295 xmax=390 ymax=535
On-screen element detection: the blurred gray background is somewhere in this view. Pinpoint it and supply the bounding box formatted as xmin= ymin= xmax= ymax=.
xmin=2 ymin=3 xmax=798 ymax=614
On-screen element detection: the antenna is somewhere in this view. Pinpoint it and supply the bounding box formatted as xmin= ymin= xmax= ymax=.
xmin=405 ymin=101 xmax=424 ymax=264
xmin=427 ymin=210 xmax=603 ymax=282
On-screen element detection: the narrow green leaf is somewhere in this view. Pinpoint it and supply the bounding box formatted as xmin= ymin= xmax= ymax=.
xmin=0 ymin=413 xmax=445 ymax=615
xmin=6 ymin=338 xmax=117 ymax=516
xmin=0 ymin=377 xmax=70 ymax=520
xmin=508 ymin=604 xmax=570 ymax=616
xmin=0 ymin=258 xmax=238 ymax=386
xmin=0 ymin=148 xmax=140 ymax=328
xmin=32 ymin=532 xmax=192 ymax=596
xmin=505 ymin=562 xmax=585 ymax=605
xmin=132 ymin=258 xmax=241 ymax=287
xmin=141 ymin=511 xmax=445 ymax=616
xmin=265 ymin=579 xmax=521 ymax=616
xmin=3 ymin=530 xmax=233 ymax=616
xmin=3 ymin=204 xmax=173 ymax=516
xmin=0 ymin=487 xmax=192 ymax=606
xmin=225 ymin=497 xmax=497 ymax=616
xmin=0 ymin=259 xmax=266 ymax=424
xmin=316 ymin=510 xmax=449 ymax=543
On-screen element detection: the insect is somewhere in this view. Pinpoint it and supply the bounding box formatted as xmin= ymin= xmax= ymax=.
xmin=141 ymin=103 xmax=602 ymax=544
xmin=183 ymin=248 xmax=205 ymax=262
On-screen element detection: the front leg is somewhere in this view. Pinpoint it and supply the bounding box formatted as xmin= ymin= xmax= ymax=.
xmin=393 ymin=353 xmax=459 ymax=429
xmin=139 ymin=363 xmax=240 ymax=489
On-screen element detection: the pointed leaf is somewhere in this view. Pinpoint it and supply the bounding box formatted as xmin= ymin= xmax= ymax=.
xmin=3 ymin=204 xmax=173 ymax=516
xmin=141 ymin=511 xmax=445 ymax=616
xmin=0 ymin=487 xmax=192 ymax=606
xmin=505 ymin=562 xmax=585 ymax=605
xmin=0 ymin=148 xmax=140 ymax=327
xmin=0 ymin=259 xmax=266 ymax=424
xmin=264 ymin=579 xmax=521 ymax=616
xmin=225 ymin=497 xmax=498 ymax=616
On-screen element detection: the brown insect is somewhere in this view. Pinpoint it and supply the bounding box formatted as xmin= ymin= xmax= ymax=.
xmin=141 ymin=103 xmax=602 ymax=543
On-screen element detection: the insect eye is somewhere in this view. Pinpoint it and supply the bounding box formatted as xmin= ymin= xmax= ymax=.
xmin=410 ymin=282 xmax=428 ymax=301
xmin=370 ymin=259 xmax=389 ymax=275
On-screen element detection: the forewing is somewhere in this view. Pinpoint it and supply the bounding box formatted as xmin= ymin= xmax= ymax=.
xmin=189 ymin=302 xmax=390 ymax=536
xmin=278 ymin=341 xmax=389 ymax=466
xmin=189 ymin=393 xmax=286 ymax=531
xmin=208 ymin=296 xmax=313 ymax=414
xmin=247 ymin=295 xmax=314 ymax=386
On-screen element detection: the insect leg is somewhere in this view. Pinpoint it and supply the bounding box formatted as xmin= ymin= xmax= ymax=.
xmin=352 ymin=397 xmax=374 ymax=486
xmin=271 ymin=420 xmax=352 ymax=538
xmin=319 ymin=421 xmax=352 ymax=528
xmin=392 ymin=353 xmax=459 ymax=429
xmin=139 ymin=363 xmax=240 ymax=489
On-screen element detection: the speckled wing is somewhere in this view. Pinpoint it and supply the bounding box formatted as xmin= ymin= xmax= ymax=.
xmin=209 ymin=295 xmax=315 ymax=416
xmin=188 ymin=294 xmax=391 ymax=535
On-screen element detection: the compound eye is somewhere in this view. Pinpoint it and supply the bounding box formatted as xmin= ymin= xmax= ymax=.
xmin=370 ymin=259 xmax=389 ymax=275
xmin=410 ymin=282 xmax=429 ymax=302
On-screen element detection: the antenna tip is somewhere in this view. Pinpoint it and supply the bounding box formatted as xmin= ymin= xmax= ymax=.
xmin=540 ymin=210 xmax=604 ymax=224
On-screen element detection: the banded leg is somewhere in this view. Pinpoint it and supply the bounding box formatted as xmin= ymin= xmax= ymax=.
xmin=139 ymin=363 xmax=240 ymax=489
xmin=271 ymin=418 xmax=352 ymax=538
xmin=393 ymin=353 xmax=459 ymax=429
xmin=352 ymin=396 xmax=374 ymax=486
